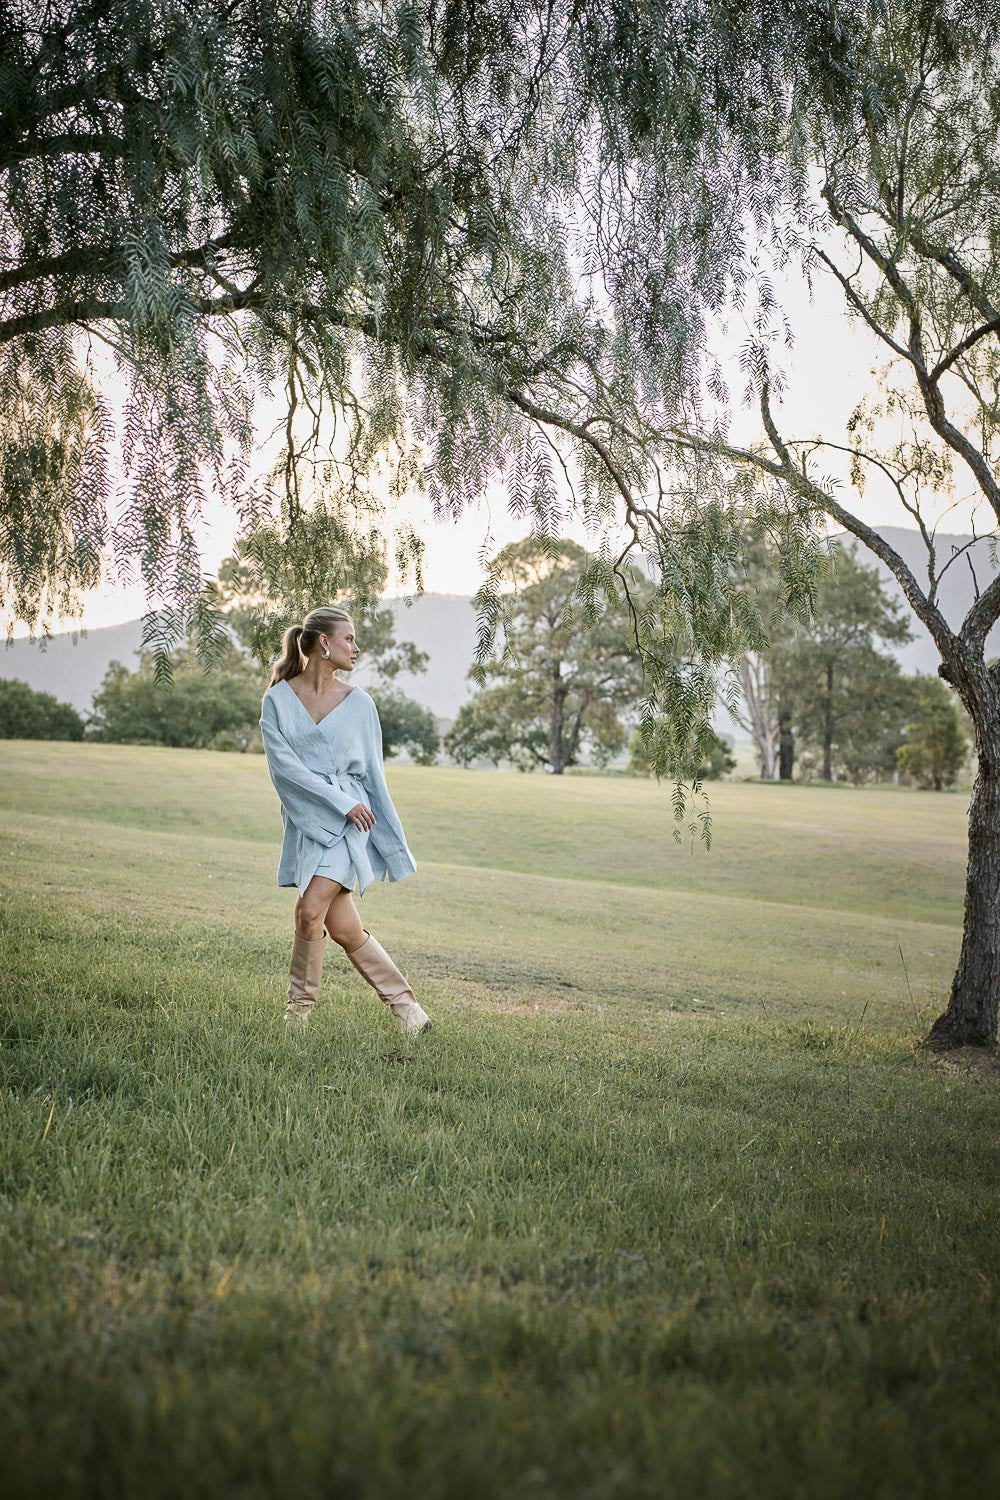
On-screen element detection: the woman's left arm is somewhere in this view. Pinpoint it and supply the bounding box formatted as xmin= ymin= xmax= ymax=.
xmin=360 ymin=697 xmax=417 ymax=878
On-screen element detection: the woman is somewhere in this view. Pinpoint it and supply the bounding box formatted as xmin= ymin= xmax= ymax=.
xmin=258 ymin=604 xmax=432 ymax=1035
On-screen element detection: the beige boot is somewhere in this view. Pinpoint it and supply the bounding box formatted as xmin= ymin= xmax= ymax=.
xmin=284 ymin=935 xmax=326 ymax=1022
xmin=347 ymin=931 xmax=432 ymax=1035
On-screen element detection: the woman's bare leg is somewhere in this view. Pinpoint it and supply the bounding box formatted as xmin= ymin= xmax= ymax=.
xmin=321 ymin=885 xmax=366 ymax=953
xmin=294 ymin=875 xmax=345 ymax=940
xmin=285 ymin=875 xmax=342 ymax=1022
xmin=312 ymin=883 xmax=431 ymax=1034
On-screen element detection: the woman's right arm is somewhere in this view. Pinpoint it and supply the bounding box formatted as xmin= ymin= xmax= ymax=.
xmin=259 ymin=697 xmax=363 ymax=836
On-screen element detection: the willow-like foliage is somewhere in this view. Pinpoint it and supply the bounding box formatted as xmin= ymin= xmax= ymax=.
xmin=2 ymin=0 xmax=870 ymax=718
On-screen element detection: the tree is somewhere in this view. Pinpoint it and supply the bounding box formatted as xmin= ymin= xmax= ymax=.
xmin=90 ymin=646 xmax=262 ymax=749
xmin=770 ymin=548 xmax=913 ymax=783
xmin=0 ymin=677 xmax=83 ymax=739
xmin=373 ymin=689 xmax=439 ymax=765
xmin=651 ymin=5 xmax=1000 ymax=1045
xmin=735 ymin=542 xmax=913 ymax=784
xmin=897 ymin=678 xmax=970 ymax=792
xmin=737 ymin=652 xmax=781 ymax=780
xmin=212 ymin=546 xmax=427 ymax=686
xmin=445 ymin=685 xmax=551 ymax=772
xmin=447 ymin=537 xmax=645 ymax=774
xmin=733 ymin=537 xmax=807 ymax=780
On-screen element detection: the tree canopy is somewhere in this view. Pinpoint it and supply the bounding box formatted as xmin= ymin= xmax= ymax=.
xmin=445 ymin=536 xmax=646 ymax=773
xmin=0 ymin=676 xmax=83 ymax=739
xmin=897 ymin=677 xmax=970 ymax=791
xmin=741 ymin=545 xmax=915 ymax=783
xmin=89 ymin=641 xmax=262 ymax=748
xmin=3 ymin=0 xmax=866 ymax=675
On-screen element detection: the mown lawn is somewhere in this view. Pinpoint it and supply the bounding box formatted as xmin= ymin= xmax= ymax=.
xmin=0 ymin=742 xmax=996 ymax=1499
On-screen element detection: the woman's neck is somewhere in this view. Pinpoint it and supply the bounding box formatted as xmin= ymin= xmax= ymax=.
xmin=297 ymin=659 xmax=339 ymax=694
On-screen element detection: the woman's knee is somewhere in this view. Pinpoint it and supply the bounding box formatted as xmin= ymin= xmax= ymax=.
xmin=324 ymin=897 xmax=363 ymax=949
xmin=294 ymin=894 xmax=330 ymax=939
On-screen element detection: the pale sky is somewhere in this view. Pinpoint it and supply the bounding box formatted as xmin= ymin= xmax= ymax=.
xmin=8 ymin=239 xmax=988 ymax=639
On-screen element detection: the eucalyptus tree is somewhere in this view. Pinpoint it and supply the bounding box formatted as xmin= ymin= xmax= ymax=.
xmin=446 ymin=537 xmax=645 ymax=773
xmin=768 ymin=546 xmax=913 ymax=783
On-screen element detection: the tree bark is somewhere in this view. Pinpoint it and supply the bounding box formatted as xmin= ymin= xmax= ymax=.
xmin=550 ymin=672 xmax=567 ymax=774
xmin=928 ymin=740 xmax=1000 ymax=1048
xmin=778 ymin=709 xmax=794 ymax=780
xmin=737 ymin=654 xmax=779 ymax=778
xmin=822 ymin=662 xmax=834 ymax=781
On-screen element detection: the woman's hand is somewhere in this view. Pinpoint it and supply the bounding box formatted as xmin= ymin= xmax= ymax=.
xmin=346 ymin=802 xmax=376 ymax=832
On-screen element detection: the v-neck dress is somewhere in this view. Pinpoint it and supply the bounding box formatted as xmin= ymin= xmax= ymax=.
xmin=259 ymin=679 xmax=417 ymax=898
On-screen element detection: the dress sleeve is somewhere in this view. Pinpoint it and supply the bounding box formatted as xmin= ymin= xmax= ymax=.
xmin=360 ymin=696 xmax=417 ymax=878
xmin=259 ymin=694 xmax=362 ymax=838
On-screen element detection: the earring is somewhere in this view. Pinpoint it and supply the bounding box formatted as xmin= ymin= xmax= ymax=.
xmin=321 ymin=647 xmax=330 ymax=660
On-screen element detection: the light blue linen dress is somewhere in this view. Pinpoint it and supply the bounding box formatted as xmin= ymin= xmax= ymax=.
xmin=259 ymin=679 xmax=417 ymax=898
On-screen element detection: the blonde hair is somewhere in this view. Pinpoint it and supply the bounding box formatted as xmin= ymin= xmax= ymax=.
xmin=269 ymin=605 xmax=353 ymax=685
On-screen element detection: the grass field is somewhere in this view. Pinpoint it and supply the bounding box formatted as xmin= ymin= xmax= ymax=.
xmin=1 ymin=742 xmax=997 ymax=1498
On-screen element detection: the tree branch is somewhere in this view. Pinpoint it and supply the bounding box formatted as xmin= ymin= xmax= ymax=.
xmin=0 ymin=230 xmax=242 ymax=295
xmin=813 ymin=247 xmax=913 ymax=364
xmin=929 ymin=317 xmax=1000 ymax=383
xmin=907 ymin=225 xmax=1000 ymax=323
xmin=961 ymin=571 xmax=1000 ymax=651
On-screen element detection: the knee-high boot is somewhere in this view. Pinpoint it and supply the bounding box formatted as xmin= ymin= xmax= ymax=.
xmin=285 ymin=935 xmax=326 ymax=1022
xmin=346 ymin=931 xmax=432 ymax=1035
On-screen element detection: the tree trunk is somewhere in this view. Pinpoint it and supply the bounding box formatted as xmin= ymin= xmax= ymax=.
xmin=737 ymin=655 xmax=779 ymax=778
xmin=927 ymin=748 xmax=1000 ymax=1048
xmin=778 ymin=709 xmax=794 ymax=780
xmin=550 ymin=677 xmax=566 ymax=774
xmin=822 ymin=662 xmax=834 ymax=781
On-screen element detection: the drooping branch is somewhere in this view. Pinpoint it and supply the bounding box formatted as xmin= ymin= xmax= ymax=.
xmin=0 ymin=231 xmax=243 ymax=295
xmin=811 ymin=246 xmax=913 ymax=365
xmin=2 ymin=131 xmax=129 ymax=166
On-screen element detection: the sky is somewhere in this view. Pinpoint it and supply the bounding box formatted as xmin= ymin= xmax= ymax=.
xmin=7 ymin=239 xmax=987 ymax=639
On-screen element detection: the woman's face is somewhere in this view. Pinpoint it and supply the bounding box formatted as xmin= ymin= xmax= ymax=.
xmin=320 ymin=619 xmax=359 ymax=672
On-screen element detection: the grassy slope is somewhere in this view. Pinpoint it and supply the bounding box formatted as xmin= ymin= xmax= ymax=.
xmin=0 ymin=742 xmax=969 ymax=1025
xmin=0 ymin=743 xmax=997 ymax=1499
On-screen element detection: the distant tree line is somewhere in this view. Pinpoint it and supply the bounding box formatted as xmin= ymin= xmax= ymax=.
xmin=2 ymin=550 xmax=440 ymax=761
xmin=445 ymin=537 xmax=734 ymax=779
xmin=0 ymin=680 xmax=84 ymax=740
xmin=736 ymin=543 xmax=970 ymax=791
xmin=3 ymin=534 xmax=972 ymax=791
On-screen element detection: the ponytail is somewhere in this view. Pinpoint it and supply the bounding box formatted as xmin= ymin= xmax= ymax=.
xmin=268 ymin=605 xmax=353 ymax=686
xmin=270 ymin=624 xmax=306 ymax=685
